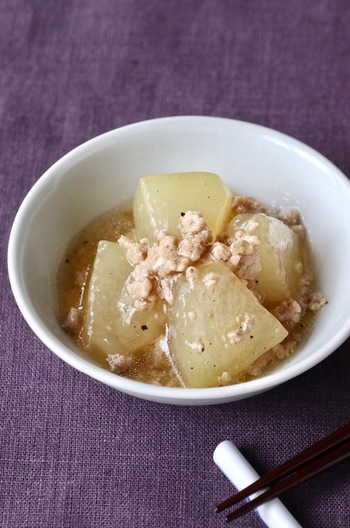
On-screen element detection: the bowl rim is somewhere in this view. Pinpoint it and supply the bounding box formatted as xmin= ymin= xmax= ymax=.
xmin=7 ymin=115 xmax=350 ymax=403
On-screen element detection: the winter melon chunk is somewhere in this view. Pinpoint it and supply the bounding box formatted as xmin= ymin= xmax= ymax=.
xmin=168 ymin=262 xmax=288 ymax=388
xmin=229 ymin=213 xmax=306 ymax=306
xmin=133 ymin=172 xmax=233 ymax=244
xmin=82 ymin=240 xmax=166 ymax=360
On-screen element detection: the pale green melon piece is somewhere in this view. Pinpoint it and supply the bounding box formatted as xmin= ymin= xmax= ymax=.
xmin=229 ymin=213 xmax=306 ymax=306
xmin=168 ymin=262 xmax=288 ymax=388
xmin=82 ymin=240 xmax=166 ymax=359
xmin=133 ymin=172 xmax=233 ymax=244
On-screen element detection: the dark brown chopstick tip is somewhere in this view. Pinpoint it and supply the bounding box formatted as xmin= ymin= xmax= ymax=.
xmin=215 ymin=423 xmax=350 ymax=523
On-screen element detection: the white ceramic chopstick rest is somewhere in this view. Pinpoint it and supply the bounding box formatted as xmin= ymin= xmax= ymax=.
xmin=213 ymin=440 xmax=302 ymax=528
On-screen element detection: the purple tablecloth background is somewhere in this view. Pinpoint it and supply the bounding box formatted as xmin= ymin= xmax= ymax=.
xmin=1 ymin=1 xmax=350 ymax=527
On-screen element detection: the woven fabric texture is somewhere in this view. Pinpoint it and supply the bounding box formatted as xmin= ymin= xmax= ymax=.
xmin=1 ymin=1 xmax=350 ymax=527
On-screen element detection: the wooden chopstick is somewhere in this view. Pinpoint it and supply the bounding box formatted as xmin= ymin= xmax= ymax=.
xmin=216 ymin=423 xmax=350 ymax=522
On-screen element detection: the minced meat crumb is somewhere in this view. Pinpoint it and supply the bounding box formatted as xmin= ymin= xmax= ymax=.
xmin=272 ymin=298 xmax=302 ymax=324
xmin=232 ymin=196 xmax=266 ymax=215
xmin=188 ymin=338 xmax=205 ymax=354
xmin=308 ymin=292 xmax=327 ymax=311
xmin=62 ymin=307 xmax=82 ymax=335
xmin=218 ymin=371 xmax=233 ymax=386
xmin=106 ymin=353 xmax=133 ymax=373
xmin=225 ymin=312 xmax=255 ymax=345
xmin=119 ymin=210 xmax=263 ymax=311
xmin=118 ymin=211 xmax=212 ymax=311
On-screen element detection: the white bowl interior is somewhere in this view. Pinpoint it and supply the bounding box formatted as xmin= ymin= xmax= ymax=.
xmin=8 ymin=117 xmax=350 ymax=404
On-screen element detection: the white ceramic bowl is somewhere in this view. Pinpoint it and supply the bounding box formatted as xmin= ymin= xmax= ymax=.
xmin=8 ymin=116 xmax=350 ymax=405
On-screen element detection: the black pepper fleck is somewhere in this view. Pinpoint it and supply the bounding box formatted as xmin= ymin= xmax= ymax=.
xmin=141 ymin=325 xmax=148 ymax=331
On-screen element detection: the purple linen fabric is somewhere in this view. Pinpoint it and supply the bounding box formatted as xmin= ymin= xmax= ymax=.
xmin=1 ymin=1 xmax=350 ymax=527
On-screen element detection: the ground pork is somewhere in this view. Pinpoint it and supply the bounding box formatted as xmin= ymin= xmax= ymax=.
xmin=232 ymin=196 xmax=266 ymax=215
xmin=308 ymin=292 xmax=327 ymax=311
xmin=119 ymin=211 xmax=262 ymax=310
xmin=272 ymin=298 xmax=302 ymax=324
xmin=225 ymin=313 xmax=255 ymax=345
xmin=228 ymin=230 xmax=261 ymax=281
xmin=119 ymin=211 xmax=212 ymax=311
xmin=277 ymin=207 xmax=300 ymax=226
xmin=106 ymin=353 xmax=133 ymax=373
xmin=118 ymin=235 xmax=148 ymax=265
xmin=62 ymin=307 xmax=82 ymax=335
xmin=210 ymin=231 xmax=261 ymax=282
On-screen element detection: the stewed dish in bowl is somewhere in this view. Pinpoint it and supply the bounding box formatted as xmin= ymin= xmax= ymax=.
xmin=8 ymin=116 xmax=350 ymax=405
